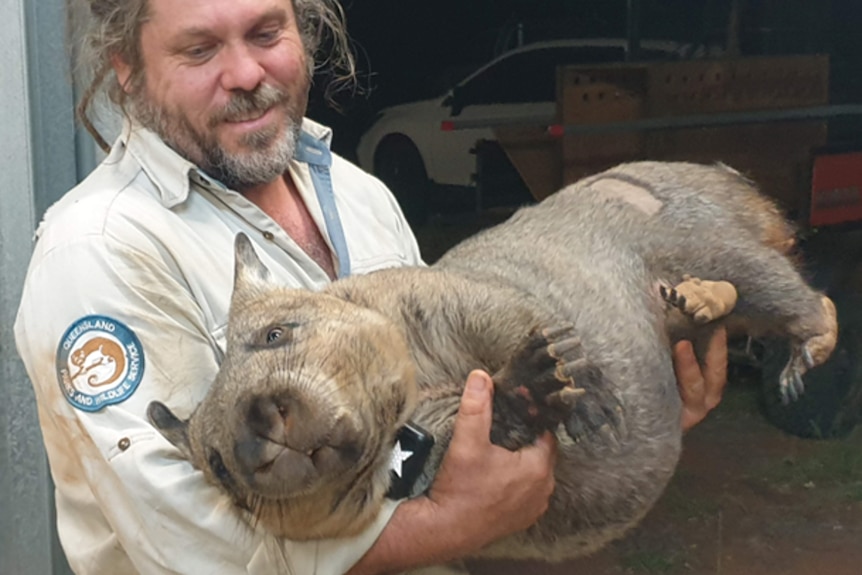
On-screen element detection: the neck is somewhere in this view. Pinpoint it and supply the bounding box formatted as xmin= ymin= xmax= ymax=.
xmin=243 ymin=174 xmax=337 ymax=280
xmin=241 ymin=175 xmax=291 ymax=213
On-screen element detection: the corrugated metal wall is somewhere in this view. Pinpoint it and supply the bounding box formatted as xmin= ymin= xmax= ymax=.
xmin=1 ymin=0 xmax=84 ymax=573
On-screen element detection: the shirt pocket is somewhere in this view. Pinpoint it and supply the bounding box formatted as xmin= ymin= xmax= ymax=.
xmin=106 ymin=429 xmax=158 ymax=462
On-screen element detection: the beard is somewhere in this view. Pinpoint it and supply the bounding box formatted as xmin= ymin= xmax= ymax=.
xmin=130 ymin=83 xmax=304 ymax=191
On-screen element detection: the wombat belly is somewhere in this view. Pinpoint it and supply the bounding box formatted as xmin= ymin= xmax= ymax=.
xmin=434 ymin=248 xmax=682 ymax=560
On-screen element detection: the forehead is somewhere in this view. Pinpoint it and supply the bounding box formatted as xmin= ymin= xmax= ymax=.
xmin=145 ymin=0 xmax=295 ymax=36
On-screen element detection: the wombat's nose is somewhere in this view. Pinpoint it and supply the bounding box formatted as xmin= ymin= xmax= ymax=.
xmin=245 ymin=394 xmax=322 ymax=453
xmin=233 ymin=393 xmax=364 ymax=496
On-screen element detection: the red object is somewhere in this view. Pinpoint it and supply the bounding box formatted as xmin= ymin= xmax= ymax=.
xmin=547 ymin=124 xmax=565 ymax=138
xmin=809 ymin=151 xmax=862 ymax=226
xmin=440 ymin=121 xmax=455 ymax=132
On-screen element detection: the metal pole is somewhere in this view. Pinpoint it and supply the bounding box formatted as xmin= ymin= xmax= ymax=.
xmin=1 ymin=0 xmax=77 ymax=573
xmin=0 ymin=4 xmax=53 ymax=573
xmin=442 ymin=104 xmax=862 ymax=134
xmin=555 ymin=104 xmax=862 ymax=136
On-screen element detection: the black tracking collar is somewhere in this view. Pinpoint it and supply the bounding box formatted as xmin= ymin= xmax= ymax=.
xmin=385 ymin=421 xmax=434 ymax=500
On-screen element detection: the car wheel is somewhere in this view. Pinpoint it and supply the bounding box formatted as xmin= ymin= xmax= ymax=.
xmin=374 ymin=134 xmax=430 ymax=227
xmin=760 ymin=295 xmax=862 ymax=439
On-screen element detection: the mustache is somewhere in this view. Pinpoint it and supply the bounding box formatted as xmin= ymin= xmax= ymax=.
xmin=209 ymin=85 xmax=288 ymax=127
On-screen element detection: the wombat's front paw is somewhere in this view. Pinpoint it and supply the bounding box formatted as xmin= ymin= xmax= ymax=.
xmin=660 ymin=275 xmax=738 ymax=325
xmin=493 ymin=324 xmax=590 ymax=434
xmin=780 ymin=296 xmax=839 ymax=404
xmin=561 ymin=359 xmax=626 ymax=452
xmin=493 ymin=324 xmax=625 ymax=450
xmin=540 ymin=327 xmax=627 ymax=450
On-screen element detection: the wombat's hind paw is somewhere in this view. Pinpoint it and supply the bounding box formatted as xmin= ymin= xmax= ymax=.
xmin=779 ymin=296 xmax=839 ymax=404
xmin=779 ymin=338 xmax=820 ymax=404
xmin=660 ymin=276 xmax=738 ymax=325
xmin=660 ymin=284 xmax=686 ymax=313
xmin=778 ymin=350 xmax=808 ymax=405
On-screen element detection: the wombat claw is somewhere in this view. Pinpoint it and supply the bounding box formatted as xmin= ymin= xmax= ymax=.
xmin=548 ymin=385 xmax=587 ymax=409
xmin=778 ymin=338 xmax=828 ymax=404
xmin=778 ymin=337 xmax=820 ymax=405
xmin=542 ymin=327 xmax=627 ymax=449
xmin=660 ymin=284 xmax=688 ymax=314
xmin=660 ymin=276 xmax=738 ymax=325
xmin=779 ymin=346 xmax=811 ymax=404
xmin=493 ymin=325 xmax=583 ymax=424
xmin=779 ymin=296 xmax=839 ymax=404
xmin=494 ymin=324 xmax=619 ymax=447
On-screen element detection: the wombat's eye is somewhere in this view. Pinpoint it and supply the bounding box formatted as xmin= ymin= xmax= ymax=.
xmin=256 ymin=323 xmax=300 ymax=348
xmin=208 ymin=449 xmax=231 ymax=484
xmin=266 ymin=327 xmax=284 ymax=344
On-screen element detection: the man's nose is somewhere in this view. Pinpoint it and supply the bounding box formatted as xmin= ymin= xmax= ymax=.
xmin=219 ymin=44 xmax=266 ymax=92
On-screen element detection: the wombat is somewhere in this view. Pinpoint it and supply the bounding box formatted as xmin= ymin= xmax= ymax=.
xmin=148 ymin=161 xmax=837 ymax=567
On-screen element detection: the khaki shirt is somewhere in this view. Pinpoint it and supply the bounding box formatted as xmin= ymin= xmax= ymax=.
xmin=14 ymin=119 xmax=423 ymax=574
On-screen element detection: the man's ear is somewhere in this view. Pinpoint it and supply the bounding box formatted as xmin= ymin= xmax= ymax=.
xmin=147 ymin=401 xmax=192 ymax=459
xmin=111 ymin=53 xmax=133 ymax=94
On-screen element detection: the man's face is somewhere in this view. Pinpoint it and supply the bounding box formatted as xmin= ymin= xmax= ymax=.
xmin=116 ymin=0 xmax=310 ymax=190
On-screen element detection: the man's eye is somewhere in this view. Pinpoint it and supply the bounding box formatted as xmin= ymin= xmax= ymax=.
xmin=253 ymin=28 xmax=281 ymax=45
xmin=184 ymin=44 xmax=216 ymax=61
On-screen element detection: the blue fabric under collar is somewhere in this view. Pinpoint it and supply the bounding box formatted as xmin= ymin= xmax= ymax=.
xmin=294 ymin=130 xmax=333 ymax=166
xmin=295 ymin=131 xmax=351 ymax=278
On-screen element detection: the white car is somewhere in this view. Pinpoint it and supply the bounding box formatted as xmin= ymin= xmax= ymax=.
xmin=356 ymin=38 xmax=714 ymax=223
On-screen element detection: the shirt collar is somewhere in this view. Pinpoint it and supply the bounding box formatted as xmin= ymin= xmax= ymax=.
xmin=119 ymin=117 xmax=335 ymax=209
xmin=294 ymin=118 xmax=333 ymax=167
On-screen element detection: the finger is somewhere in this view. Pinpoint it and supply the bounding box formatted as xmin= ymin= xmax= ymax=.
xmin=702 ymin=327 xmax=728 ymax=409
xmin=451 ymin=370 xmax=494 ymax=449
xmin=672 ymin=339 xmax=705 ymax=405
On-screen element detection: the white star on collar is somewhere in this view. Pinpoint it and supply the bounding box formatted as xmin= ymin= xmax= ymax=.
xmin=390 ymin=440 xmax=414 ymax=478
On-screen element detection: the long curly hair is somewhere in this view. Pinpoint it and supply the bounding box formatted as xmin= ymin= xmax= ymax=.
xmin=71 ymin=0 xmax=356 ymax=152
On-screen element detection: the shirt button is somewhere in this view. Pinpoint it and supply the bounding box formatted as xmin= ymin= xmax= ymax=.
xmin=118 ymin=437 xmax=131 ymax=451
xmin=263 ymin=231 xmax=275 ymax=241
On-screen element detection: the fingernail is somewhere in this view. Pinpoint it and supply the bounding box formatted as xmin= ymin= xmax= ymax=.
xmin=465 ymin=372 xmax=487 ymax=396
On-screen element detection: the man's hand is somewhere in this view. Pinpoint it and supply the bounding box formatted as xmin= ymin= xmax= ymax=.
xmin=673 ymin=327 xmax=728 ymax=432
xmin=427 ymin=370 xmax=557 ymax=551
xmin=348 ymin=370 xmax=556 ymax=574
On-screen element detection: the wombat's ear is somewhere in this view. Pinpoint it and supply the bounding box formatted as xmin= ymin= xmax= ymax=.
xmin=147 ymin=401 xmax=192 ymax=460
xmin=232 ymin=233 xmax=275 ymax=303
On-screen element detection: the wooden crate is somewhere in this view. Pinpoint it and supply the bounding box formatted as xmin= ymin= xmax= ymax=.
xmin=497 ymin=55 xmax=830 ymax=213
xmin=555 ymin=56 xmax=829 ymax=215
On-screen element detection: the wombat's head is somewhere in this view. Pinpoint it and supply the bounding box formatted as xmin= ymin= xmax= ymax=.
xmin=148 ymin=234 xmax=418 ymax=540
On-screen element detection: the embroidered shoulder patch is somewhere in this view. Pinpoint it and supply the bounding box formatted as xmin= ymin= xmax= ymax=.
xmin=56 ymin=315 xmax=145 ymax=412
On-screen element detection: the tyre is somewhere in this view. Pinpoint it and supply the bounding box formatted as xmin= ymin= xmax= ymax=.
xmin=373 ymin=135 xmax=431 ymax=227
xmin=760 ymin=295 xmax=862 ymax=439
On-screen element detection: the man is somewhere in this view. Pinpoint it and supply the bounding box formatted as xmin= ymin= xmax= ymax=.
xmin=15 ymin=0 xmax=726 ymax=573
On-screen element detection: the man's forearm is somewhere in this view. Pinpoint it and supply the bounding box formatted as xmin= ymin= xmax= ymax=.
xmin=347 ymin=496 xmax=478 ymax=575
